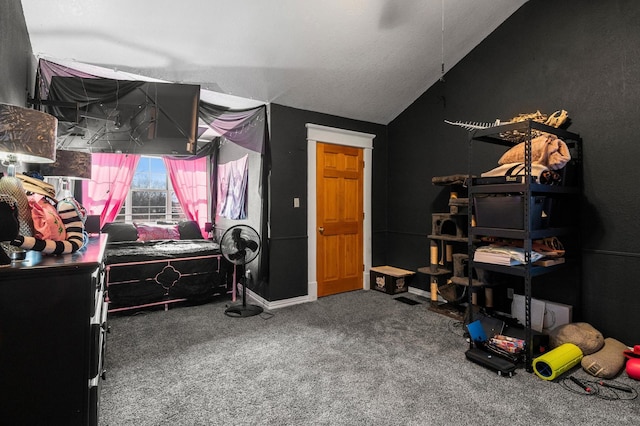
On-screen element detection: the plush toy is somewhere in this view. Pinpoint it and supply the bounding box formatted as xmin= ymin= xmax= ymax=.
xmin=549 ymin=322 xmax=605 ymax=355
xmin=581 ymin=337 xmax=628 ymax=379
xmin=11 ymin=195 xmax=87 ymax=255
xmin=8 ymin=174 xmax=88 ymax=255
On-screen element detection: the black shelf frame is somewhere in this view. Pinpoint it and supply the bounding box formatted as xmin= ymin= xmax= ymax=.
xmin=470 ymin=226 xmax=576 ymax=240
xmin=470 ymin=260 xmax=575 ymax=278
xmin=466 ymin=119 xmax=582 ymax=372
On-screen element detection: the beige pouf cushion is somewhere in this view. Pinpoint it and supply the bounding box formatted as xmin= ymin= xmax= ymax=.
xmin=581 ymin=337 xmax=628 ymax=378
xmin=549 ymin=322 xmax=604 ymax=355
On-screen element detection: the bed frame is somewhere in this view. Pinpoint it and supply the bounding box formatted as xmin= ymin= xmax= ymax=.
xmin=104 ymin=240 xmax=236 ymax=313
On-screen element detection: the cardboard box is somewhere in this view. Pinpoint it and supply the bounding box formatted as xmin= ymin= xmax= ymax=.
xmin=511 ymin=294 xmax=545 ymax=332
xmin=541 ymin=300 xmax=573 ymax=332
xmin=511 ymin=294 xmax=573 ymax=333
xmin=370 ymin=266 xmax=414 ymax=294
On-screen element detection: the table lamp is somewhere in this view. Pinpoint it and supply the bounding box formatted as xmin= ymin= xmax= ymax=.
xmin=40 ymin=149 xmax=91 ymax=200
xmin=0 ymin=103 xmax=57 ymax=176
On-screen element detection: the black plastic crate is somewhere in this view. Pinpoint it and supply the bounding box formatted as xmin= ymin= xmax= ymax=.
xmin=474 ymin=195 xmax=551 ymax=230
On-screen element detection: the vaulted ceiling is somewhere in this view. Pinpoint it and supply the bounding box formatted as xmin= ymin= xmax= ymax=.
xmin=21 ymin=0 xmax=527 ymax=124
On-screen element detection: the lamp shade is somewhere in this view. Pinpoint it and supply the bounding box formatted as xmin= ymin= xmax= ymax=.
xmin=0 ymin=103 xmax=57 ymax=163
xmin=40 ymin=149 xmax=92 ymax=179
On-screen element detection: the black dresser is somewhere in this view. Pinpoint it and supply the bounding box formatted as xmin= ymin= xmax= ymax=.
xmin=0 ymin=235 xmax=108 ymax=425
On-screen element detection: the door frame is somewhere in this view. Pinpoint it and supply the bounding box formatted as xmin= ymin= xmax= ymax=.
xmin=306 ymin=123 xmax=375 ymax=301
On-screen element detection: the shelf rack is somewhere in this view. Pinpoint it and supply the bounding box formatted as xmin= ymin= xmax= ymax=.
xmin=466 ymin=120 xmax=582 ymax=371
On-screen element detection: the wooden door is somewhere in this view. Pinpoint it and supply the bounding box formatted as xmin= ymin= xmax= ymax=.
xmin=316 ymin=142 xmax=364 ymax=297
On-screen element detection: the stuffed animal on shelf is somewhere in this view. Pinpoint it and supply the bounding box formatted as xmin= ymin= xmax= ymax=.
xmin=9 ymin=173 xmax=87 ymax=255
xmin=12 ymin=195 xmax=87 ymax=254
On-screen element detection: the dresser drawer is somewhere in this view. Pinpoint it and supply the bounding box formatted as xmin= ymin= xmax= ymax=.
xmin=89 ymin=290 xmax=108 ymax=379
xmin=90 ymin=266 xmax=105 ymax=317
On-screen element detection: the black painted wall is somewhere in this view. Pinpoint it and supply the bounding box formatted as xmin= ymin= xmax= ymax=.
xmin=268 ymin=104 xmax=388 ymax=301
xmin=5 ymin=0 xmax=638 ymax=344
xmin=388 ymin=0 xmax=640 ymax=345
xmin=0 ymin=0 xmax=33 ymax=105
xmin=1 ymin=0 xmax=35 ymax=181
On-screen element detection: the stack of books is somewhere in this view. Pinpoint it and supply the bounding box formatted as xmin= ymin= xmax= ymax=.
xmin=473 ymin=250 xmax=521 ymax=266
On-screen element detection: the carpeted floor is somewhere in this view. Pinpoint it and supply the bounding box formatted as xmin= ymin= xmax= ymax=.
xmin=99 ymin=290 xmax=640 ymax=425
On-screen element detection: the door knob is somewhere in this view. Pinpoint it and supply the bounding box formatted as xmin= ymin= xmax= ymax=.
xmin=318 ymin=227 xmax=324 ymax=234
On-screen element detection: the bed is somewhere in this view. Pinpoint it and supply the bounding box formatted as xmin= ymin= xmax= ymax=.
xmin=101 ymin=221 xmax=234 ymax=313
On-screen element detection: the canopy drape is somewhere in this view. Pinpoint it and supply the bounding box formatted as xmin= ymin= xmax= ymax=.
xmin=198 ymin=102 xmax=271 ymax=291
xmin=37 ymin=58 xmax=271 ymax=294
xmin=198 ymin=102 xmax=267 ymax=154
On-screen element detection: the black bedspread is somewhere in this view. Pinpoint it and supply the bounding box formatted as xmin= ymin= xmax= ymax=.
xmin=105 ymin=239 xmax=221 ymax=263
xmin=104 ymin=239 xmax=229 ymax=310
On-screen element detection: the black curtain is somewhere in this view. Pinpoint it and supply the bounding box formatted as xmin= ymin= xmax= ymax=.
xmin=37 ymin=58 xmax=272 ymax=296
xmin=46 ymin=77 xmax=144 ymax=122
xmin=199 ymin=101 xmax=271 ymax=295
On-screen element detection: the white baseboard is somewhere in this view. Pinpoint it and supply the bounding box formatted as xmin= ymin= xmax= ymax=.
xmin=242 ymin=285 xmax=437 ymax=311
xmin=243 ymin=286 xmax=314 ymax=310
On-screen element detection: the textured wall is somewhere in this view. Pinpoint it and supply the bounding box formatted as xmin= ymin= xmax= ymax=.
xmin=268 ymin=104 xmax=388 ymax=301
xmin=1 ymin=0 xmax=35 ymax=179
xmin=388 ymin=0 xmax=640 ymax=345
xmin=0 ymin=0 xmax=33 ymax=105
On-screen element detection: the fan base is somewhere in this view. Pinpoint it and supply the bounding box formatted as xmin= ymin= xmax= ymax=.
xmin=224 ymin=303 xmax=263 ymax=318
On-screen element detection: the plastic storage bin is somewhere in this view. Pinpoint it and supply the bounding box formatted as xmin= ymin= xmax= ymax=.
xmin=474 ymin=195 xmax=550 ymax=229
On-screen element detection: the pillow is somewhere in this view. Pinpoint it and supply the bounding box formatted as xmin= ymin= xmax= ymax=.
xmin=498 ymin=134 xmax=571 ymax=170
xmin=581 ymin=337 xmax=628 ymax=379
xmin=135 ymin=224 xmax=180 ymax=241
xmin=549 ymin=322 xmax=604 ymax=355
xmin=101 ymin=222 xmax=139 ymax=242
xmin=178 ymin=220 xmax=204 ymax=239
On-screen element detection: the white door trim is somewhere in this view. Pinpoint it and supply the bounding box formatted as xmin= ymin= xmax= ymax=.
xmin=306 ymin=123 xmax=375 ymax=301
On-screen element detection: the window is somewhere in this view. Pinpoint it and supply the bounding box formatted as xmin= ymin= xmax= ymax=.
xmin=116 ymin=156 xmax=185 ymax=223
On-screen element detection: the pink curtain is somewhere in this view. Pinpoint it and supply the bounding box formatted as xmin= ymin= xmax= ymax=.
xmin=82 ymin=153 xmax=140 ymax=228
xmin=163 ymin=156 xmax=208 ymax=236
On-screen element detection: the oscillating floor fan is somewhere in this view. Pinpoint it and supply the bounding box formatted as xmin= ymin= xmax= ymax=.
xmin=220 ymin=224 xmax=263 ymax=318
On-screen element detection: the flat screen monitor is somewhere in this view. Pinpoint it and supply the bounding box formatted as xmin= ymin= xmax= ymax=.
xmin=47 ymin=77 xmax=200 ymax=156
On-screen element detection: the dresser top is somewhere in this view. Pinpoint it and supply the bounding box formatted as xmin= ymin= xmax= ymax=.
xmin=0 ymin=234 xmax=107 ymax=277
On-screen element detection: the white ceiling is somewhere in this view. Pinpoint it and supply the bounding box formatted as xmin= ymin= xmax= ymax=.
xmin=21 ymin=0 xmax=527 ymax=124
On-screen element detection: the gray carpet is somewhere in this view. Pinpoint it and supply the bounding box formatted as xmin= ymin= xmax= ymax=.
xmin=99 ymin=290 xmax=640 ymax=425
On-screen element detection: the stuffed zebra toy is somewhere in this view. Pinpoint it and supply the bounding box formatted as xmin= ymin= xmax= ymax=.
xmin=11 ymin=196 xmax=87 ymax=255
